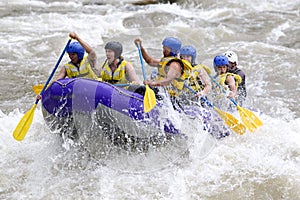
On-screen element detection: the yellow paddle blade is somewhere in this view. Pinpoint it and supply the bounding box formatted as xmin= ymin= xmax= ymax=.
xmin=241 ymin=107 xmax=263 ymax=127
xmin=143 ymin=85 xmax=156 ymax=113
xmin=32 ymin=84 xmax=44 ymax=95
xmin=13 ymin=104 xmax=37 ymax=141
xmin=214 ymin=107 xmax=246 ymax=135
xmin=237 ymin=106 xmax=262 ymax=132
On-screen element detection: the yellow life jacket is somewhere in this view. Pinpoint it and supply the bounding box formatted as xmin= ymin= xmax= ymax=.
xmin=193 ymin=64 xmax=211 ymax=76
xmin=156 ymin=57 xmax=174 ymax=80
xmin=64 ymin=55 xmax=98 ymax=80
xmin=216 ymin=72 xmax=242 ymax=89
xmin=100 ymin=59 xmax=129 ymax=84
xmin=188 ymin=64 xmax=212 ymax=92
xmin=158 ymin=57 xmax=193 ymax=96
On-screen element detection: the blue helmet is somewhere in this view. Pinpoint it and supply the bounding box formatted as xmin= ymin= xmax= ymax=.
xmin=180 ymin=45 xmax=197 ymax=65
xmin=162 ymin=37 xmax=181 ymax=56
xmin=67 ymin=42 xmax=84 ymax=60
xmin=213 ymin=55 xmax=229 ymax=67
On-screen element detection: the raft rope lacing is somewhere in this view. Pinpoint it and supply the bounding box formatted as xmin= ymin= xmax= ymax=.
xmin=54 ymin=78 xmax=144 ymax=102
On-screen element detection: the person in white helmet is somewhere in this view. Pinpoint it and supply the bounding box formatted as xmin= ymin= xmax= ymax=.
xmin=224 ymin=51 xmax=247 ymax=104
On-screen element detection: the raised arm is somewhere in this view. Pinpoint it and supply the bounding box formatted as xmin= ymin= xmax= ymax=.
xmin=69 ymin=32 xmax=93 ymax=53
xmin=134 ymin=38 xmax=160 ymax=67
xmin=69 ymin=32 xmax=97 ymax=72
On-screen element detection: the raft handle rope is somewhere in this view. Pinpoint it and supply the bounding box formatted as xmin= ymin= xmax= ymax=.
xmin=54 ymin=78 xmax=144 ymax=102
xmin=53 ymin=78 xmax=77 ymax=88
xmin=110 ymin=84 xmax=143 ymax=102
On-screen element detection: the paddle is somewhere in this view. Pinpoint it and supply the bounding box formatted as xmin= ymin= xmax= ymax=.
xmin=210 ymin=75 xmax=263 ymax=132
xmin=137 ymin=43 xmax=156 ymax=113
xmin=13 ymin=38 xmax=72 ymax=141
xmin=184 ymin=84 xmax=246 ymax=135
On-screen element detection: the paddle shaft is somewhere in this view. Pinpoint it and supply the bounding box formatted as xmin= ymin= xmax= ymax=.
xmin=35 ymin=38 xmax=72 ymax=104
xmin=115 ymin=83 xmax=131 ymax=87
xmin=136 ymin=43 xmax=156 ymax=113
xmin=184 ymin=83 xmax=246 ymax=134
xmin=184 ymin=84 xmax=214 ymax=108
xmin=137 ymin=43 xmax=147 ymax=80
xmin=13 ymin=39 xmax=72 ymax=141
xmin=209 ymin=75 xmax=239 ymax=105
xmin=210 ymin=75 xmax=262 ymax=130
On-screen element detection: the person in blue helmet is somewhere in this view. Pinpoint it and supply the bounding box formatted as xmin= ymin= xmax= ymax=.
xmin=213 ymin=55 xmax=242 ymax=99
xmin=55 ymin=32 xmax=98 ymax=80
xmin=134 ymin=37 xmax=192 ymax=97
xmin=179 ymin=45 xmax=212 ymax=98
xmin=37 ymin=32 xmax=98 ymax=100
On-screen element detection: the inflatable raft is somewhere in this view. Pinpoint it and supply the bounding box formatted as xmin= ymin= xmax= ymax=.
xmin=41 ymin=78 xmax=230 ymax=151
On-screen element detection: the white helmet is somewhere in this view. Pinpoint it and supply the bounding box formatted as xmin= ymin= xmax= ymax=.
xmin=224 ymin=51 xmax=238 ymax=65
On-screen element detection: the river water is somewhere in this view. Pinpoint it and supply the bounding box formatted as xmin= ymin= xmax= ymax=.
xmin=0 ymin=0 xmax=299 ymax=199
